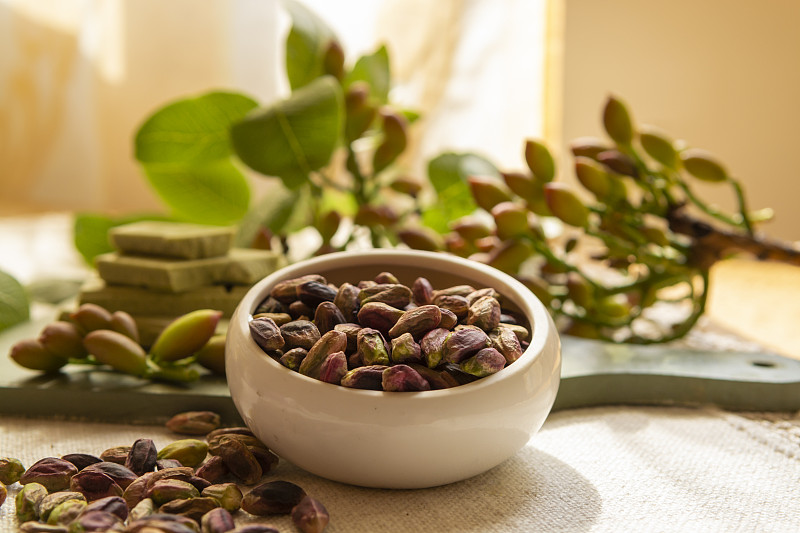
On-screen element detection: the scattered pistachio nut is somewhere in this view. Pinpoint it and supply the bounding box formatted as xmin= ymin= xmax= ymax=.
xmin=241 ymin=480 xmax=306 ymax=516
xmin=0 ymin=456 xmax=25 ymax=484
xmin=157 ymin=439 xmax=209 ymax=468
xmin=20 ymin=457 xmax=78 ymax=492
xmin=16 ymin=482 xmax=48 ymax=521
xmin=291 ymin=495 xmax=330 ymax=533
xmin=166 ymin=411 xmax=222 ymax=436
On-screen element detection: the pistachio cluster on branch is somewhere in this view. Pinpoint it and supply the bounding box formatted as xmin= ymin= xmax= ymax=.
xmin=401 ymin=96 xmax=797 ymax=344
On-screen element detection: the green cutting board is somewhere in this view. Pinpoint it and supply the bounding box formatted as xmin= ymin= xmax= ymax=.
xmin=2 ymin=316 xmax=799 ymax=424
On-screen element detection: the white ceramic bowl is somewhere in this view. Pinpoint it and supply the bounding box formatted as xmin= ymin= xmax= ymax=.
xmin=225 ymin=249 xmax=561 ymax=489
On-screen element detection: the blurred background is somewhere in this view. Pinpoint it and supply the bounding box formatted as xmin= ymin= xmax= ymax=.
xmin=1 ymin=0 xmax=799 ymax=241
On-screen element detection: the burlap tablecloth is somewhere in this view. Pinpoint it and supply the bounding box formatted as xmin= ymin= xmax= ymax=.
xmin=2 ymin=213 xmax=800 ymax=532
xmin=2 ymin=407 xmax=800 ymax=532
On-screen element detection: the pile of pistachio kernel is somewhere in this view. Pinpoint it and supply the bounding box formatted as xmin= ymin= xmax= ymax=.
xmin=249 ymin=271 xmax=531 ymax=391
xmin=1 ymin=411 xmax=329 ymax=533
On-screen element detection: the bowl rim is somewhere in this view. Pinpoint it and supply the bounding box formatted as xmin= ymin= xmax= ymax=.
xmin=234 ymin=249 xmax=554 ymax=399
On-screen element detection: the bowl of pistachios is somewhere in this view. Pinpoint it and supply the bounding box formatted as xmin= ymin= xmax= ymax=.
xmin=225 ymin=249 xmax=561 ymax=489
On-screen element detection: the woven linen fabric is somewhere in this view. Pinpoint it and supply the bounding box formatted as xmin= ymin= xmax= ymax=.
xmin=3 ymin=407 xmax=800 ymax=533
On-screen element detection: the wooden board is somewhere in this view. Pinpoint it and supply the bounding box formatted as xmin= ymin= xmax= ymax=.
xmin=2 ymin=317 xmax=800 ymax=424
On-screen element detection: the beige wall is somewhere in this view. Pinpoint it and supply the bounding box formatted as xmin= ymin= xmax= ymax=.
xmin=555 ymin=0 xmax=800 ymax=241
xmin=0 ymin=0 xmax=281 ymax=217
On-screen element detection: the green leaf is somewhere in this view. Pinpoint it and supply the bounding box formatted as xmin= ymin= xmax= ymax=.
xmin=0 ymin=269 xmax=29 ymax=331
xmin=320 ymin=187 xmax=359 ymax=218
xmin=143 ymin=160 xmax=251 ymax=225
xmin=235 ymin=180 xmax=303 ymax=246
xmin=231 ymin=76 xmax=344 ymax=189
xmin=344 ymin=45 xmax=391 ymax=104
xmin=74 ymin=213 xmax=171 ymax=265
xmin=283 ymin=0 xmax=339 ymax=90
xmin=422 ymin=152 xmax=499 ymax=233
xmin=135 ymin=91 xmax=258 ymax=164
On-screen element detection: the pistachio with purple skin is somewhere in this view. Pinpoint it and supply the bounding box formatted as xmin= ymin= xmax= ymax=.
xmin=279 ymin=347 xmax=307 ymax=371
xmin=411 ymin=277 xmax=434 ymax=305
xmin=419 ymin=328 xmax=450 ymax=368
xmin=270 ymin=274 xmax=326 ymax=304
xmin=333 ymin=282 xmax=361 ymax=320
xmin=356 ymin=328 xmax=390 ymax=366
xmin=201 ymin=507 xmax=235 ymax=533
xmin=432 ymin=294 xmax=469 ymax=319
xmin=195 ymin=456 xmax=229 ymax=484
xmin=279 ymin=320 xmax=320 ymax=351
xmin=213 ymin=436 xmax=262 ymax=485
xmin=159 ymin=496 xmax=220 ymax=522
xmin=365 ymin=283 xmax=412 ymax=309
xmin=297 ymin=280 xmax=338 ymax=308
xmin=407 ymin=363 xmax=460 ymax=389
xmin=466 ymin=295 xmax=501 ymax=331
xmin=489 ymin=326 xmax=524 ymax=364
xmin=438 ymin=308 xmax=458 ymax=330
xmin=20 ymin=457 xmax=78 ymax=492
xmin=292 ymin=495 xmax=330 ymax=533
xmin=460 ymin=347 xmax=506 ymax=377
xmin=0 ymin=457 xmax=25 ymax=484
xmin=166 ymin=411 xmax=221 ymax=436
xmin=319 ymin=351 xmax=348 ymax=385
xmin=374 ymin=271 xmax=399 ymax=284
xmin=387 ymin=305 xmax=441 ymax=339
xmin=83 ymin=495 xmax=129 ymax=521
xmin=47 ymin=499 xmax=87 ymax=525
xmin=15 ymin=482 xmax=48 ymax=521
xmin=298 ymin=330 xmax=347 ymax=379
xmin=126 ymin=515 xmax=199 ymax=533
xmin=333 ymin=322 xmax=361 ymax=352
xmin=249 ymin=317 xmax=285 ymax=353
xmin=70 ymin=509 xmax=124 ymax=532
xmin=99 ymin=446 xmax=131 ymax=465
xmin=382 ymin=364 xmax=431 ymax=392
xmin=241 ymin=480 xmax=306 ymax=516
xmin=390 ymin=333 xmax=423 ymax=365
xmin=254 ymin=296 xmax=288 ymax=315
xmin=38 ymin=491 xmax=86 ymax=522
xmin=248 ymin=447 xmax=279 ymax=476
xmin=253 ymin=312 xmax=292 ymax=326
xmin=288 ymin=300 xmax=314 ymax=320
xmin=60 ymin=453 xmax=101 ymax=471
xmin=442 ymin=327 xmax=491 ymax=364
xmin=69 ymin=470 xmax=124 ymax=501
xmin=201 ymin=483 xmax=243 ymax=513
xmin=125 ymin=438 xmax=158 ymax=476
xmin=356 ymin=302 xmax=404 ymax=333
xmin=435 ymin=284 xmax=477 ymax=298
xmin=129 ymin=497 xmax=155 ymax=522
xmin=147 ymin=479 xmax=200 ymax=506
xmin=81 ymin=462 xmax=138 ymax=490
xmin=340 ymin=365 xmax=387 ymax=390
xmin=313 ymin=301 xmax=346 ymax=334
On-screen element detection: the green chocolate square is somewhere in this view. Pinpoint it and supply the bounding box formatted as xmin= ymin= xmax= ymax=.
xmin=94 ymin=249 xmax=285 ymax=293
xmin=109 ymin=221 xmax=235 ymax=259
xmin=78 ymin=277 xmax=249 ymax=317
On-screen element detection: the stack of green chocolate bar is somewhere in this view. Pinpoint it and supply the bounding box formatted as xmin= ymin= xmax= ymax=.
xmin=78 ymin=221 xmax=285 ymax=345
